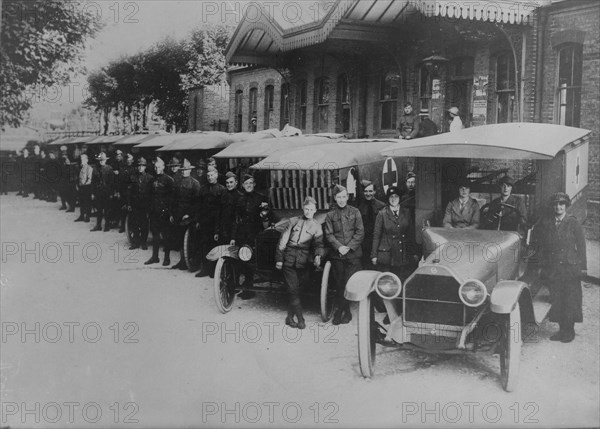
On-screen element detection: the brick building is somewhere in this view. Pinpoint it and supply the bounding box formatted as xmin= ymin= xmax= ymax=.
xmin=188 ymin=84 xmax=230 ymax=131
xmin=223 ymin=0 xmax=599 ymax=235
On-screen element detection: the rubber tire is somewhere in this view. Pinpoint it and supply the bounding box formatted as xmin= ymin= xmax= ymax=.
xmin=500 ymin=302 xmax=522 ymax=392
xmin=358 ymin=295 xmax=376 ymax=378
xmin=320 ymin=260 xmax=335 ymax=322
xmin=183 ymin=225 xmax=201 ymax=273
xmin=214 ymin=257 xmax=237 ymax=313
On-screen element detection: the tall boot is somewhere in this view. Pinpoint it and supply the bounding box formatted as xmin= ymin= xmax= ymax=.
xmin=171 ymin=251 xmax=187 ymax=270
xmin=292 ymin=299 xmax=305 ymax=330
xmin=144 ymin=244 xmax=160 ymax=265
xmin=162 ymin=250 xmax=171 ymax=266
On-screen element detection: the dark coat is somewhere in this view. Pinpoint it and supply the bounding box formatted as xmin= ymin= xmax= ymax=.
xmin=371 ymin=206 xmax=412 ymax=266
xmin=92 ymin=164 xmax=115 ymax=198
xmin=149 ymin=173 xmax=174 ymax=218
xmin=418 ymin=117 xmax=438 ymax=137
xmin=172 ymin=175 xmax=201 ymax=222
xmin=324 ymin=205 xmax=364 ymax=260
xmin=199 ymin=182 xmax=226 ymax=226
xmin=537 ymin=214 xmax=587 ymax=324
xmin=357 ymin=197 xmax=386 ymax=259
xmin=128 ymin=171 xmax=153 ymax=208
xmin=443 ymin=198 xmax=480 ymax=229
xmin=232 ymin=190 xmax=270 ymax=245
xmin=486 ymin=194 xmax=528 ymax=232
xmin=276 ymin=216 xmax=324 ymax=268
xmin=218 ymin=188 xmax=242 ymax=239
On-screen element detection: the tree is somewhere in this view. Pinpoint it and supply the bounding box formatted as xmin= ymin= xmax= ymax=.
xmin=1 ymin=0 xmax=103 ymax=127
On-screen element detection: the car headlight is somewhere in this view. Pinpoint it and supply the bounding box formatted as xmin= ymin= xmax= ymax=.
xmin=375 ymin=272 xmax=402 ymax=299
xmin=459 ymin=279 xmax=487 ymax=307
xmin=238 ymin=245 xmax=253 ymax=262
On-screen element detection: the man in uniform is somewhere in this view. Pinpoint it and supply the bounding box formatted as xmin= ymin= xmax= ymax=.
xmin=230 ymin=174 xmax=273 ymax=299
xmin=356 ymin=180 xmax=385 ymax=269
xmin=74 ymin=154 xmax=93 ymax=223
xmin=114 ymin=151 xmax=135 ymax=233
xmin=144 ymin=157 xmax=175 ymax=266
xmin=91 ymin=152 xmax=115 ymax=232
xmin=127 ymin=157 xmax=153 ymax=250
xmin=57 ymin=145 xmax=75 ymax=211
xmin=217 ymin=171 xmax=242 ymax=245
xmin=483 ymin=175 xmax=528 ymax=233
xmin=398 ymin=102 xmax=420 ymax=140
xmin=324 ymin=185 xmax=364 ymax=325
xmin=170 ymin=158 xmax=201 ymax=270
xmin=195 ymin=167 xmax=227 ymax=277
xmin=166 ymin=156 xmax=182 ymax=185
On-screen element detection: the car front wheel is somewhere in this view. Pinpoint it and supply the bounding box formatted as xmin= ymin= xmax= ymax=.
xmin=500 ymin=302 xmax=522 ymax=392
xmin=320 ymin=261 xmax=335 ymax=322
xmin=358 ymin=295 xmax=376 ymax=378
xmin=213 ymin=257 xmax=237 ymax=313
xmin=184 ymin=225 xmax=201 ymax=272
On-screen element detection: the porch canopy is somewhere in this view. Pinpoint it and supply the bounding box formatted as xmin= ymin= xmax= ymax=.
xmin=226 ymin=0 xmax=546 ymax=64
xmin=113 ymin=134 xmax=153 ymax=146
xmin=252 ymin=140 xmax=391 ymax=170
xmin=214 ymin=134 xmax=343 ymax=159
xmin=134 ymin=133 xmax=189 ymax=149
xmin=156 ymin=131 xmax=236 ymax=152
xmin=380 ymin=123 xmax=591 ymax=160
xmin=87 ymin=135 xmax=124 ymax=145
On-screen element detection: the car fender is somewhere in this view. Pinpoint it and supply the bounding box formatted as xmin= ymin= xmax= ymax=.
xmin=206 ymin=245 xmax=239 ymax=261
xmin=490 ymin=280 xmax=530 ymax=314
xmin=344 ymin=270 xmax=381 ymax=302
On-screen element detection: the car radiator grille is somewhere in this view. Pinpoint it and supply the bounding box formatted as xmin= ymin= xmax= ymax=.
xmin=404 ymin=274 xmax=469 ymax=326
xmin=254 ymin=229 xmax=281 ymax=269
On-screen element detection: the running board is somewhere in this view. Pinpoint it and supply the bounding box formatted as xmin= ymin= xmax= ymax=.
xmin=532 ymin=285 xmax=552 ymax=324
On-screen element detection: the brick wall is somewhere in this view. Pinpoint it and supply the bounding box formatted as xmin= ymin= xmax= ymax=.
xmin=188 ymin=84 xmax=230 ymax=131
xmin=539 ymin=1 xmax=600 ymax=237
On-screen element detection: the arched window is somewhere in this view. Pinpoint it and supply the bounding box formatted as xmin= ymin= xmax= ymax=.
xmin=248 ymin=87 xmax=258 ymax=131
xmin=264 ymin=85 xmax=274 ymax=129
xmin=280 ymin=83 xmax=290 ymax=129
xmin=495 ymin=52 xmax=515 ymax=123
xmin=557 ymin=44 xmax=582 ymax=127
xmin=380 ymin=71 xmax=400 ymax=130
xmin=234 ymin=90 xmax=243 ymax=132
xmin=314 ymin=77 xmax=329 ymax=132
xmin=298 ymin=80 xmax=307 ymax=130
xmin=337 ymin=74 xmax=350 ymax=133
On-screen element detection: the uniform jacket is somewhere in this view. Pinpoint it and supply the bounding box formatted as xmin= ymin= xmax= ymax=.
xmin=149 ymin=173 xmax=174 ymax=217
xmin=324 ymin=205 xmax=364 ymax=260
xmin=92 ymin=164 xmax=115 ymax=197
xmin=78 ymin=164 xmax=93 ymax=187
xmin=371 ymin=206 xmax=412 ymax=266
xmin=199 ymin=182 xmax=226 ymax=226
xmin=487 ymin=195 xmax=528 ymax=232
xmin=538 ymin=214 xmax=587 ymax=271
xmin=357 ymin=197 xmax=386 ymax=239
xmin=232 ymin=190 xmax=270 ymax=244
xmin=172 ymin=176 xmax=201 ymax=221
xmin=276 ymin=216 xmax=324 ymax=268
xmin=128 ymin=171 xmax=153 ymax=208
xmin=218 ymin=188 xmax=242 ymax=237
xmin=398 ymin=113 xmax=420 ymax=139
xmin=443 ymin=198 xmax=480 ymax=229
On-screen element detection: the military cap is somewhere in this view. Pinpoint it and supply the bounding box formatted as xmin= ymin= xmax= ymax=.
xmin=406 ymin=172 xmax=416 ymax=180
xmin=498 ymin=175 xmax=515 ymax=186
xmin=225 ymin=171 xmax=237 ymax=180
xmin=115 ymin=149 xmax=123 ymax=155
xmin=332 ymin=184 xmax=347 ymax=197
xmin=386 ymin=186 xmax=402 ymax=199
xmin=60 ymin=145 xmax=68 ymax=151
xmin=360 ymin=179 xmax=374 ymax=189
xmin=168 ymin=156 xmax=181 ymax=167
xmin=155 ymin=156 xmax=165 ymax=168
xmin=242 ymin=174 xmax=254 ymax=184
xmin=207 ymin=157 xmax=216 ymax=164
xmin=126 ymin=153 xmax=134 ymax=161
xmin=457 ymin=178 xmax=471 ymax=188
xmin=96 ymin=152 xmax=108 ymax=161
xmin=137 ymin=157 xmax=147 ymax=166
xmin=404 ymin=102 xmax=413 ymax=107
xmin=207 ymin=165 xmax=217 ymax=173
xmin=180 ymin=158 xmax=195 ymax=170
xmin=550 ymin=192 xmax=571 ymax=206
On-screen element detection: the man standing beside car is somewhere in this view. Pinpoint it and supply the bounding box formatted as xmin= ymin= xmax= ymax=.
xmin=324 ymin=185 xmax=364 ymax=325
xmin=536 ymin=192 xmax=587 ymax=343
xmin=356 ymin=179 xmax=385 ymax=269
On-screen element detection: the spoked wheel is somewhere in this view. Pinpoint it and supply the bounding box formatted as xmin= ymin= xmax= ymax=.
xmin=183 ymin=225 xmax=202 ymax=272
xmin=320 ymin=260 xmax=335 ymax=322
xmin=213 ymin=257 xmax=238 ymax=313
xmin=499 ymin=302 xmax=522 ymax=392
xmin=358 ymin=295 xmax=376 ymax=378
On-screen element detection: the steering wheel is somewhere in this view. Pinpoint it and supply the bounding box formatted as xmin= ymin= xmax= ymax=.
xmin=480 ymin=202 xmax=518 ymax=230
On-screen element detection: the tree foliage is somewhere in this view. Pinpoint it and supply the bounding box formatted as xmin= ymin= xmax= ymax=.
xmin=1 ymin=0 xmax=103 ymax=127
xmin=85 ymin=24 xmax=233 ymax=133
